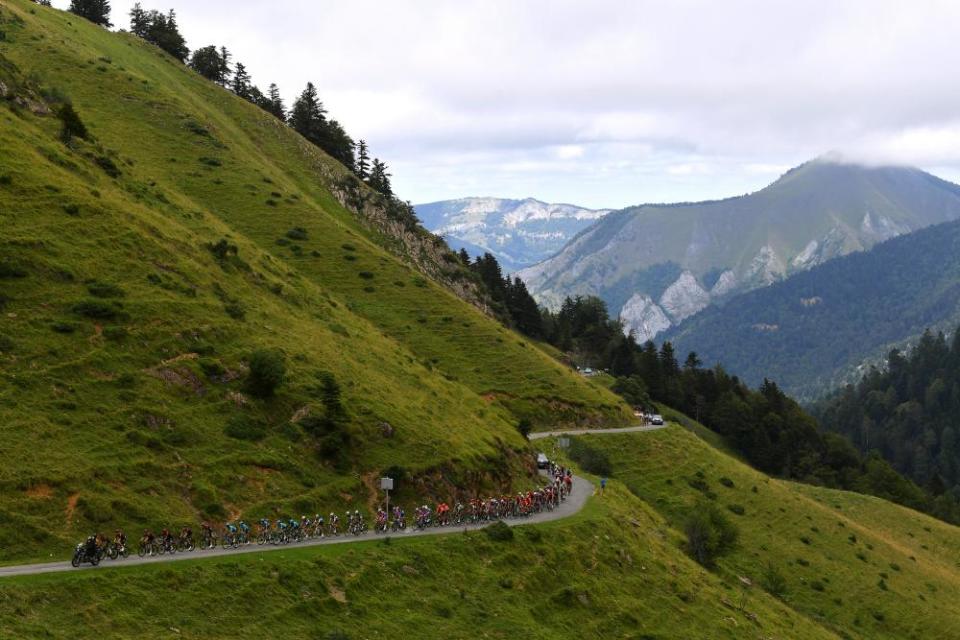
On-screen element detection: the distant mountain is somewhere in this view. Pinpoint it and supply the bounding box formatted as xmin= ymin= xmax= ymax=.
xmin=665 ymin=217 xmax=960 ymax=400
xmin=415 ymin=197 xmax=611 ymax=272
xmin=519 ymin=158 xmax=960 ymax=341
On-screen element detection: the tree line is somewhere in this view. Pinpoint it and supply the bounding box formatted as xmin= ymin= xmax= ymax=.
xmin=466 ymin=247 xmax=960 ymax=525
xmin=62 ymin=0 xmax=396 ymax=200
xmin=816 ymin=328 xmax=960 ymax=503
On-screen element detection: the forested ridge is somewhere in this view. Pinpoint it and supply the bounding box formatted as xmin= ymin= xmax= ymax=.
xmin=665 ymin=217 xmax=960 ymax=399
xmin=503 ymin=289 xmax=960 ymax=524
xmin=817 ymin=328 xmax=960 ymax=500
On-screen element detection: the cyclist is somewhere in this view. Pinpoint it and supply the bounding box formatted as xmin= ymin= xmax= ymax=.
xmin=436 ymin=501 xmax=450 ymax=526
xmin=329 ymin=512 xmax=339 ymax=536
xmin=160 ymin=528 xmax=174 ymax=551
xmin=224 ymin=521 xmax=238 ymax=546
xmin=237 ymin=520 xmax=250 ymax=543
xmin=141 ymin=528 xmax=155 ymax=554
xmin=180 ymin=525 xmax=193 ymax=548
xmin=353 ymin=510 xmax=365 ymax=534
xmin=200 ymin=521 xmax=214 ymax=548
xmin=288 ymin=517 xmax=300 ymax=541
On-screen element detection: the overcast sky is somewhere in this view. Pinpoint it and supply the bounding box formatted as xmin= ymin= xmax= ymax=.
xmin=54 ymin=0 xmax=960 ymax=208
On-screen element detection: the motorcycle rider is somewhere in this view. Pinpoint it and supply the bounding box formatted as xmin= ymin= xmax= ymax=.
xmin=83 ymin=534 xmax=98 ymax=561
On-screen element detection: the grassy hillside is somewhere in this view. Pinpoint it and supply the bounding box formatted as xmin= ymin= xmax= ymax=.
xmin=0 ymin=0 xmax=629 ymax=561
xmin=581 ymin=426 xmax=960 ymax=640
xmin=6 ymin=425 xmax=960 ymax=639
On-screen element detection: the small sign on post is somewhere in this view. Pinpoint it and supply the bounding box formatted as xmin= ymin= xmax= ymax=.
xmin=380 ymin=477 xmax=394 ymax=520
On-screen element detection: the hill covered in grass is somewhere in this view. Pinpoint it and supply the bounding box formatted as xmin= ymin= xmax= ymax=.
xmin=0 ymin=0 xmax=630 ymax=561
xmin=579 ymin=426 xmax=960 ymax=640
xmin=6 ymin=425 xmax=960 ymax=639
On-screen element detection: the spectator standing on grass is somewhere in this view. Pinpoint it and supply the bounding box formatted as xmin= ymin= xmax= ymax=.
xmin=600 ymin=477 xmax=607 ymax=496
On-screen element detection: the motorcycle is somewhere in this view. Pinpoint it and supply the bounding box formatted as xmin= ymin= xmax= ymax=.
xmin=71 ymin=542 xmax=100 ymax=568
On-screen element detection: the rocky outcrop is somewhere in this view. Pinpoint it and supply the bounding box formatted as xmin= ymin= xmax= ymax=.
xmin=659 ymin=271 xmax=711 ymax=323
xmin=619 ymin=294 xmax=672 ymax=342
xmin=710 ymin=270 xmax=738 ymax=297
xmin=744 ymin=246 xmax=786 ymax=287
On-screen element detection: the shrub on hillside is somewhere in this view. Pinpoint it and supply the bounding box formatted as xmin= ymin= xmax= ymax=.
xmin=516 ymin=418 xmax=532 ymax=438
xmin=204 ymin=238 xmax=238 ymax=262
xmin=484 ymin=521 xmax=514 ymax=542
xmin=286 ymin=227 xmax=308 ymax=241
xmin=568 ymin=437 xmax=613 ymax=477
xmin=761 ymin=562 xmax=788 ymax=598
xmin=95 ymin=155 xmax=120 ymax=178
xmin=57 ymin=103 xmax=88 ymax=142
xmin=245 ymin=349 xmax=286 ymax=398
xmin=0 ymin=259 xmax=27 ymax=279
xmin=683 ymin=503 xmax=738 ymax=567
xmin=224 ymin=414 xmax=266 ymax=441
xmin=72 ymin=299 xmax=123 ymax=320
xmin=86 ymin=281 xmax=125 ymax=298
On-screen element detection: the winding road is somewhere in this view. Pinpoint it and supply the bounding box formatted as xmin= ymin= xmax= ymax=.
xmin=0 ymin=424 xmax=657 ymax=579
xmin=529 ymin=423 xmax=667 ymax=440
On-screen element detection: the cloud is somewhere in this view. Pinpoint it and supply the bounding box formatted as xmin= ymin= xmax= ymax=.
xmin=53 ymin=0 xmax=960 ymax=207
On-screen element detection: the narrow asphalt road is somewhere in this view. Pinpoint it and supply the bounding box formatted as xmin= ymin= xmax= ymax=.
xmin=529 ymin=423 xmax=667 ymax=440
xmin=0 ymin=471 xmax=595 ymax=579
xmin=0 ymin=424 xmax=663 ymax=578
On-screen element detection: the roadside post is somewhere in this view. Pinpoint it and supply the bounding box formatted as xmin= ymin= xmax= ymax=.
xmin=380 ymin=477 xmax=394 ymax=516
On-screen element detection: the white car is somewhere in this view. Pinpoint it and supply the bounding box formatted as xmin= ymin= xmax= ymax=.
xmin=536 ymin=453 xmax=550 ymax=469
xmin=650 ymin=414 xmax=665 ymax=425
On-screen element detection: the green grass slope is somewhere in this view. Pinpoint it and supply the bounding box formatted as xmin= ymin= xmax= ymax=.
xmin=1 ymin=0 xmax=630 ymax=427
xmin=0 ymin=0 xmax=629 ymax=561
xmin=583 ymin=426 xmax=960 ymax=640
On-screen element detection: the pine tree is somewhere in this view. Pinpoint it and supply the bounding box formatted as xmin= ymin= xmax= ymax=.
xmin=367 ymin=158 xmax=392 ymax=196
xmin=129 ymin=2 xmax=149 ymax=37
xmin=289 ymin=82 xmax=327 ymax=144
xmin=458 ymin=248 xmax=471 ymax=265
xmin=34 ymin=0 xmax=52 ymax=7
xmin=356 ymin=139 xmax=370 ymax=180
xmin=139 ymin=9 xmax=188 ymax=62
xmin=69 ymin=0 xmax=112 ymax=27
xmin=266 ymin=83 xmax=286 ymax=121
xmin=189 ymin=45 xmax=222 ymax=82
xmin=218 ymin=47 xmax=232 ymax=86
xmin=248 ymin=85 xmax=271 ymax=110
xmin=231 ymin=62 xmax=251 ymax=100
xmin=319 ymin=119 xmax=356 ymax=169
